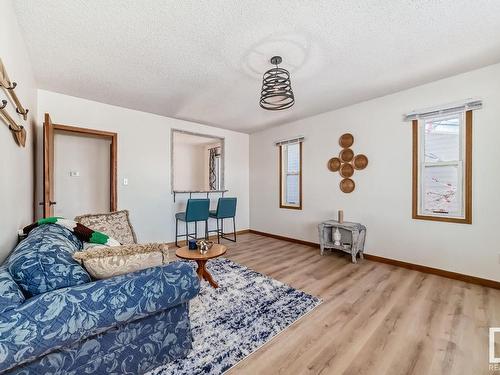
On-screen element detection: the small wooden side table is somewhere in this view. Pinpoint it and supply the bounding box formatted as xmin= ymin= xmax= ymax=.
xmin=318 ymin=220 xmax=366 ymax=263
xmin=175 ymin=244 xmax=227 ymax=288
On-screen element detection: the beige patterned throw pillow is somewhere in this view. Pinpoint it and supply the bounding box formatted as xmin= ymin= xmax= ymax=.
xmin=75 ymin=210 xmax=137 ymax=245
xmin=73 ymin=243 xmax=169 ymax=279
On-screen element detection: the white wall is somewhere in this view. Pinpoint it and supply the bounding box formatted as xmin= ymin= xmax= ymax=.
xmin=172 ymin=132 xmax=222 ymax=191
xmin=37 ymin=90 xmax=250 ymax=243
xmin=0 ymin=0 xmax=37 ymax=262
xmin=54 ymin=132 xmax=110 ymax=218
xmin=250 ymin=62 xmax=500 ymax=282
xmin=172 ymin=141 xmax=205 ymax=191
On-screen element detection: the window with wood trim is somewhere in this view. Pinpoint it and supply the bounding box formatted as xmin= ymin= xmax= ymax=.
xmin=279 ymin=142 xmax=302 ymax=209
xmin=412 ymin=110 xmax=472 ymax=223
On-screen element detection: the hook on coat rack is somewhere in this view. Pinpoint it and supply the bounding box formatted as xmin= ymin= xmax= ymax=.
xmin=4 ymin=81 xmax=17 ymax=90
xmin=0 ymin=58 xmax=29 ymax=121
xmin=0 ymin=99 xmax=26 ymax=147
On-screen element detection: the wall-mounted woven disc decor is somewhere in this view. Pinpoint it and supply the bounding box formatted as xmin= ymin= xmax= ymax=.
xmin=327 ymin=133 xmax=368 ymax=193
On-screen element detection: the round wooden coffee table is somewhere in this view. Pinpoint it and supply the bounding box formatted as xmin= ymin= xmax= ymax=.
xmin=175 ymin=244 xmax=227 ymax=288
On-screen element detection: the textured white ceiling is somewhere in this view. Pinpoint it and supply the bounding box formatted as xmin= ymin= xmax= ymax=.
xmin=13 ymin=0 xmax=500 ymax=133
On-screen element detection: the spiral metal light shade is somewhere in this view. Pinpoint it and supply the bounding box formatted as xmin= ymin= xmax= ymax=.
xmin=260 ymin=56 xmax=295 ymax=110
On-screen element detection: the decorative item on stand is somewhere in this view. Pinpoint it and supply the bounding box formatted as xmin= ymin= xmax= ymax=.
xmin=333 ymin=228 xmax=342 ymax=246
xmin=196 ymin=240 xmax=214 ymax=254
xmin=0 ymin=58 xmax=28 ymax=147
xmin=327 ymin=133 xmax=368 ymax=193
xmin=338 ymin=209 xmax=344 ymax=224
xmin=188 ymin=239 xmax=197 ymax=250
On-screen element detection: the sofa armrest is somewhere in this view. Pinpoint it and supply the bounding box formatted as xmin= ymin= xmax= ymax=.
xmin=0 ymin=261 xmax=199 ymax=373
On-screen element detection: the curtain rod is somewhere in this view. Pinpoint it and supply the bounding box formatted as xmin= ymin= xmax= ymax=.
xmin=274 ymin=136 xmax=304 ymax=146
xmin=403 ymin=99 xmax=482 ymax=122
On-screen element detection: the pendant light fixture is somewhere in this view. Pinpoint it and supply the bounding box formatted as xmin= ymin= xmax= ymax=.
xmin=260 ymin=56 xmax=295 ymax=110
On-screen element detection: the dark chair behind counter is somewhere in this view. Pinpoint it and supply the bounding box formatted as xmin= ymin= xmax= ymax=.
xmin=209 ymin=197 xmax=237 ymax=243
xmin=175 ymin=198 xmax=210 ymax=247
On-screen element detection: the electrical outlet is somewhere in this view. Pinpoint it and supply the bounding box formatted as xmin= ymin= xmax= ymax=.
xmin=69 ymin=171 xmax=80 ymax=177
xmin=123 ymin=178 xmax=128 ymax=186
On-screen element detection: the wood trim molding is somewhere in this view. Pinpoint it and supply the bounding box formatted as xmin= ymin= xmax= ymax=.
xmin=110 ymin=133 xmax=118 ymax=211
xmin=43 ymin=114 xmax=54 ymax=217
xmin=362 ymin=253 xmax=500 ymax=289
xmin=249 ymin=229 xmax=500 ymax=290
xmin=412 ymin=111 xmax=472 ymax=224
xmin=249 ymin=229 xmax=318 ymax=247
xmin=43 ymin=115 xmax=118 ymax=214
xmin=279 ymin=145 xmax=283 ymax=207
xmin=464 ymin=110 xmax=473 ymax=223
xmin=412 ymin=119 xmax=418 ymax=219
xmin=52 ymin=124 xmax=117 ymax=138
xmin=279 ymin=142 xmax=303 ymax=210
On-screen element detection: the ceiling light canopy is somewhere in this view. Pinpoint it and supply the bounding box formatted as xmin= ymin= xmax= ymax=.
xmin=260 ymin=56 xmax=295 ymax=111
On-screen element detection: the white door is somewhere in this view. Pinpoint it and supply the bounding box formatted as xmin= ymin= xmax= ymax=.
xmin=53 ymin=131 xmax=111 ymax=218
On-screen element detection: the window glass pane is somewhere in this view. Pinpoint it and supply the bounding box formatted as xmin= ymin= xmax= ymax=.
xmin=423 ymin=115 xmax=460 ymax=162
xmin=286 ymin=174 xmax=299 ymax=204
xmin=422 ymin=164 xmax=461 ymax=215
xmin=287 ymin=143 xmax=300 ymax=173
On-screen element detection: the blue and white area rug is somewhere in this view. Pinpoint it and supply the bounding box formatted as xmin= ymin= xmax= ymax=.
xmin=148 ymin=258 xmax=321 ymax=375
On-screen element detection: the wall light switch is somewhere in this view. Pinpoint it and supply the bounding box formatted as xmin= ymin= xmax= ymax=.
xmin=69 ymin=171 xmax=80 ymax=177
xmin=123 ymin=178 xmax=128 ymax=186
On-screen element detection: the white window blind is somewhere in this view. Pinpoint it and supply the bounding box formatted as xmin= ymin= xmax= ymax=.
xmin=404 ymin=99 xmax=482 ymax=121
xmin=284 ymin=143 xmax=300 ymax=205
xmin=275 ymin=136 xmax=304 ymax=146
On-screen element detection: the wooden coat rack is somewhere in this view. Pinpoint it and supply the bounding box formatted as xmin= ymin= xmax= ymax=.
xmin=0 ymin=58 xmax=28 ymax=147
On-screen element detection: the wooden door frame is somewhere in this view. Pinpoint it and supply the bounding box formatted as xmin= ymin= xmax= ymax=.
xmin=43 ymin=113 xmax=118 ymax=217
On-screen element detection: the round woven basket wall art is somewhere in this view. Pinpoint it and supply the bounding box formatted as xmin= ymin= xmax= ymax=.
xmin=353 ymin=154 xmax=368 ymax=170
xmin=327 ymin=157 xmax=341 ymax=172
xmin=339 ymin=133 xmax=354 ymax=148
xmin=340 ymin=163 xmax=354 ymax=178
xmin=327 ymin=133 xmax=368 ymax=193
xmin=339 ymin=148 xmax=354 ymax=162
xmin=340 ymin=178 xmax=355 ymax=193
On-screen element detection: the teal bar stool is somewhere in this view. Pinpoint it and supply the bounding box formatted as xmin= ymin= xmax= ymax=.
xmin=209 ymin=197 xmax=237 ymax=243
xmin=175 ymin=198 xmax=210 ymax=247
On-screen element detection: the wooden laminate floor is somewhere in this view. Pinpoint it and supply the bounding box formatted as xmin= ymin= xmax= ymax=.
xmin=176 ymin=233 xmax=500 ymax=375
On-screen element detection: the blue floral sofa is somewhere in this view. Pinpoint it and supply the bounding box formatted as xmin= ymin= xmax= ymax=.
xmin=0 ymin=224 xmax=200 ymax=374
